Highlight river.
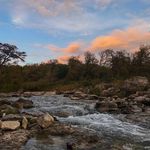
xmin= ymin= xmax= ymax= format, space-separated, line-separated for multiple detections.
xmin=11 ymin=95 xmax=150 ymax=150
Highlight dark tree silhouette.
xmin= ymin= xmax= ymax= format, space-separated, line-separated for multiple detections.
xmin=0 ymin=43 xmax=26 ymax=67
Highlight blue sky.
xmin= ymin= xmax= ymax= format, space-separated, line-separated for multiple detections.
xmin=0 ymin=0 xmax=150 ymax=63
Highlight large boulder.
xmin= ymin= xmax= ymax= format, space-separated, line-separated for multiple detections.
xmin=1 ymin=120 xmax=20 ymax=130
xmin=13 ymin=98 xmax=33 ymax=109
xmin=122 ymin=76 xmax=149 ymax=95
xmin=37 ymin=113 xmax=54 ymax=128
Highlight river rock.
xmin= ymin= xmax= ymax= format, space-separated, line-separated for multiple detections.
xmin=0 ymin=99 xmax=12 ymax=106
xmin=70 ymin=96 xmax=80 ymax=100
xmin=135 ymin=96 xmax=146 ymax=102
xmin=0 ymin=129 xmax=30 ymax=149
xmin=95 ymin=101 xmax=118 ymax=113
xmin=13 ymin=98 xmax=33 ymax=109
xmin=0 ymin=104 xmax=19 ymax=116
xmin=130 ymin=105 xmax=142 ymax=113
xmin=88 ymin=94 xmax=99 ymax=100
xmin=142 ymin=98 xmax=150 ymax=106
xmin=1 ymin=121 xmax=20 ymax=130
xmin=122 ymin=76 xmax=149 ymax=95
xmin=2 ymin=114 xmax=22 ymax=121
xmin=43 ymin=91 xmax=56 ymax=96
xmin=22 ymin=116 xmax=28 ymax=129
xmin=37 ymin=113 xmax=54 ymax=128
xmin=144 ymin=107 xmax=150 ymax=114
xmin=101 ymin=87 xmax=119 ymax=97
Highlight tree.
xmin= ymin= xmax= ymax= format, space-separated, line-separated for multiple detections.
xmin=132 ymin=45 xmax=150 ymax=76
xmin=98 ymin=49 xmax=114 ymax=67
xmin=0 ymin=43 xmax=26 ymax=67
xmin=133 ymin=45 xmax=150 ymax=65
xmin=67 ymin=56 xmax=83 ymax=80
xmin=111 ymin=50 xmax=131 ymax=79
xmin=84 ymin=51 xmax=99 ymax=79
xmin=84 ymin=51 xmax=98 ymax=65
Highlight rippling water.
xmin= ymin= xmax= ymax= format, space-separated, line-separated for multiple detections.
xmin=14 ymin=95 xmax=150 ymax=150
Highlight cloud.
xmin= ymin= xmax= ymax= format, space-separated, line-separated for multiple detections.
xmin=4 ymin=0 xmax=125 ymax=37
xmin=57 ymin=55 xmax=70 ymax=64
xmin=40 ymin=20 xmax=150 ymax=64
xmin=90 ymin=25 xmax=150 ymax=52
xmin=62 ymin=42 xmax=82 ymax=53
xmin=46 ymin=42 xmax=82 ymax=54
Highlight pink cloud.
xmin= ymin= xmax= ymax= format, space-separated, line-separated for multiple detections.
xmin=62 ymin=42 xmax=81 ymax=53
xmin=57 ymin=55 xmax=70 ymax=64
xmin=90 ymin=27 xmax=150 ymax=52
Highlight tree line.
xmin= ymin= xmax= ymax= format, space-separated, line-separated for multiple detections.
xmin=0 ymin=43 xmax=150 ymax=92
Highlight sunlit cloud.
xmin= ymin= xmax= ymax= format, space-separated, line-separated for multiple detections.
xmin=90 ymin=22 xmax=150 ymax=51
xmin=57 ymin=55 xmax=70 ymax=64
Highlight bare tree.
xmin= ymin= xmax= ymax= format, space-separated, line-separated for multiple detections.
xmin=98 ymin=49 xmax=114 ymax=67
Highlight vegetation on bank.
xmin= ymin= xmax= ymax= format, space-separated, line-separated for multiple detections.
xmin=0 ymin=43 xmax=150 ymax=92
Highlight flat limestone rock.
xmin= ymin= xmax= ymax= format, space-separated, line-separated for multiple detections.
xmin=1 ymin=120 xmax=20 ymax=130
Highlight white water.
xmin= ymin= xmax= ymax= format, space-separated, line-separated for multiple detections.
xmin=59 ymin=113 xmax=150 ymax=141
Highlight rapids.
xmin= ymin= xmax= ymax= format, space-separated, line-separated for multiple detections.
xmin=11 ymin=95 xmax=150 ymax=149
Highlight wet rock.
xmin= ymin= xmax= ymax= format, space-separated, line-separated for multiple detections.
xmin=37 ymin=113 xmax=54 ymax=128
xmin=66 ymin=142 xmax=75 ymax=150
xmin=98 ymin=96 xmax=106 ymax=101
xmin=74 ymin=91 xmax=88 ymax=99
xmin=22 ymin=116 xmax=28 ymax=129
xmin=43 ymin=123 xmax=75 ymax=135
xmin=95 ymin=101 xmax=118 ymax=113
xmin=130 ymin=105 xmax=142 ymax=113
xmin=0 ymin=99 xmax=12 ymax=106
xmin=22 ymin=92 xmax=32 ymax=97
xmin=13 ymin=98 xmax=33 ymax=109
xmin=88 ymin=95 xmax=99 ymax=100
xmin=0 ymin=104 xmax=19 ymax=116
xmin=1 ymin=120 xmax=20 ymax=130
xmin=70 ymin=96 xmax=80 ymax=100
xmin=55 ymin=112 xmax=71 ymax=117
xmin=0 ymin=129 xmax=30 ymax=150
xmin=2 ymin=114 xmax=22 ymax=121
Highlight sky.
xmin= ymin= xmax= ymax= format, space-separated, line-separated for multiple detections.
xmin=0 ymin=0 xmax=150 ymax=64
